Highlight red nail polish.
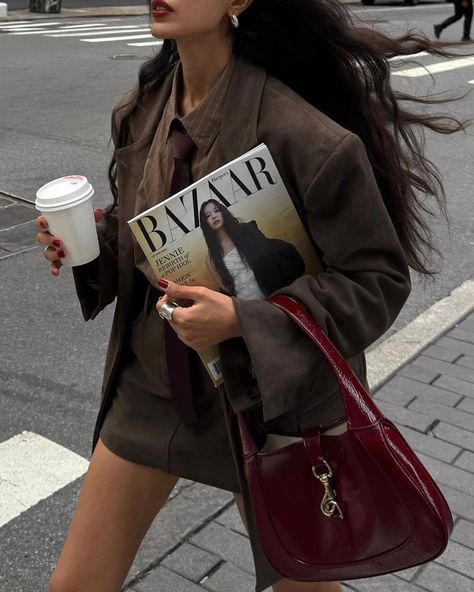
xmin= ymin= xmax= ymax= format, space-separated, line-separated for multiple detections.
xmin=158 ymin=279 xmax=169 ymax=289
xmin=58 ymin=250 xmax=65 ymax=259
xmin=52 ymin=240 xmax=61 ymax=248
xmin=40 ymin=220 xmax=48 ymax=229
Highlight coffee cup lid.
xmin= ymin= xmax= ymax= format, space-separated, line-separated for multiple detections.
xmin=35 ymin=175 xmax=94 ymax=212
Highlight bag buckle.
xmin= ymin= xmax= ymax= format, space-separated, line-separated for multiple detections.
xmin=312 ymin=460 xmax=344 ymax=519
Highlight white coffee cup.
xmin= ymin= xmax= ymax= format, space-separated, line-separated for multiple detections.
xmin=35 ymin=175 xmax=100 ymax=267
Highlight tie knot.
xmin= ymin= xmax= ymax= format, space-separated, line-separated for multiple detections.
xmin=170 ymin=122 xmax=196 ymax=161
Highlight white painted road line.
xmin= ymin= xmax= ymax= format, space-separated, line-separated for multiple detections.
xmin=59 ymin=22 xmax=106 ymax=29
xmin=7 ymin=29 xmax=79 ymax=35
xmin=392 ymin=56 xmax=474 ymax=77
xmin=0 ymin=20 xmax=31 ymax=25
xmin=0 ymin=21 xmax=64 ymax=28
xmin=12 ymin=26 xmax=149 ymax=36
xmin=0 ymin=432 xmax=88 ymax=528
xmin=49 ymin=27 xmax=150 ymax=38
xmin=367 ymin=279 xmax=474 ymax=390
xmin=8 ymin=27 xmax=106 ymax=33
xmin=51 ymin=25 xmax=107 ymax=32
xmin=5 ymin=30 xmax=53 ymax=34
xmin=389 ymin=51 xmax=428 ymax=62
xmin=83 ymin=34 xmax=154 ymax=43
xmin=128 ymin=40 xmax=163 ymax=47
xmin=359 ymin=5 xmax=441 ymax=13
xmin=469 ymin=80 xmax=474 ymax=85
xmin=0 ymin=21 xmax=119 ymax=30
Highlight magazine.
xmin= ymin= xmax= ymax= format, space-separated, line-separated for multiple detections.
xmin=128 ymin=143 xmax=322 ymax=386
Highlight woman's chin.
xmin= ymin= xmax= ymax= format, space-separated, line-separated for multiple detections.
xmin=150 ymin=24 xmax=176 ymax=40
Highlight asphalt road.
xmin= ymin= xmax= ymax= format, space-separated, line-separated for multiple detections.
xmin=0 ymin=4 xmax=473 ymax=592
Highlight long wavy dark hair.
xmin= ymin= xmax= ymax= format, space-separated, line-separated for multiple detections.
xmin=199 ymin=199 xmax=246 ymax=294
xmin=109 ymin=0 xmax=467 ymax=274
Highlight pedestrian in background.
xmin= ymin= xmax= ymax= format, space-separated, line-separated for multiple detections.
xmin=36 ymin=1 xmax=464 ymax=592
xmin=434 ymin=0 xmax=472 ymax=42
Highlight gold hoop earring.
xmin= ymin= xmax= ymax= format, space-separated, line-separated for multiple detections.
xmin=230 ymin=14 xmax=239 ymax=29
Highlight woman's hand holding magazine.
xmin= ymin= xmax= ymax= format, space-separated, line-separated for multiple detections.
xmin=156 ymin=279 xmax=242 ymax=351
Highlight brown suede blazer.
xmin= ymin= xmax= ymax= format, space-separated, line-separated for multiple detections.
xmin=73 ymin=55 xmax=410 ymax=452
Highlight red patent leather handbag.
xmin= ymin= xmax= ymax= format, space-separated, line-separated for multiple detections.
xmin=237 ymin=295 xmax=453 ymax=581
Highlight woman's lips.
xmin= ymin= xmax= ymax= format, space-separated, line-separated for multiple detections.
xmin=152 ymin=1 xmax=173 ymax=16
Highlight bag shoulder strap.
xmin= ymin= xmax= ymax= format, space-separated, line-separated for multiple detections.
xmin=268 ymin=295 xmax=382 ymax=430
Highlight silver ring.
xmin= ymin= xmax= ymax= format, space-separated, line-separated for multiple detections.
xmin=43 ymin=246 xmax=49 ymax=254
xmin=159 ymin=301 xmax=178 ymax=322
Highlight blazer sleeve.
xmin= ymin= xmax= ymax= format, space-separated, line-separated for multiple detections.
xmin=228 ymin=133 xmax=411 ymax=422
xmin=72 ymin=211 xmax=119 ymax=321
xmin=71 ymin=102 xmax=126 ymax=321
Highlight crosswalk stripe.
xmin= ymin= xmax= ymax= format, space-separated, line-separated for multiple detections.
xmin=83 ymin=33 xmax=154 ymax=43
xmin=361 ymin=5 xmax=438 ymax=12
xmin=128 ymin=40 xmax=163 ymax=47
xmin=0 ymin=432 xmax=88 ymax=528
xmin=0 ymin=20 xmax=31 ymax=25
xmin=11 ymin=26 xmax=149 ymax=36
xmin=52 ymin=24 xmax=149 ymax=32
xmin=9 ymin=26 xmax=105 ymax=32
xmin=469 ymin=80 xmax=474 ymax=84
xmin=389 ymin=51 xmax=428 ymax=62
xmin=392 ymin=56 xmax=474 ymax=77
xmin=53 ymin=24 xmax=107 ymax=31
xmin=49 ymin=27 xmax=150 ymax=38
xmin=60 ymin=22 xmax=107 ymax=29
xmin=0 ymin=21 xmax=66 ymax=29
xmin=8 ymin=29 xmax=77 ymax=35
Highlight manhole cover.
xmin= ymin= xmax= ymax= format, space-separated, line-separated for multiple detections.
xmin=0 ymin=199 xmax=37 ymax=256
xmin=109 ymin=54 xmax=144 ymax=61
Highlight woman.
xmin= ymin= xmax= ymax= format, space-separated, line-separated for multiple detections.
xmin=200 ymin=199 xmax=305 ymax=299
xmin=36 ymin=1 xmax=462 ymax=591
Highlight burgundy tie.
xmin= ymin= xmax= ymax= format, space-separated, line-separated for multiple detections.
xmin=165 ymin=120 xmax=198 ymax=426
xmin=169 ymin=121 xmax=196 ymax=196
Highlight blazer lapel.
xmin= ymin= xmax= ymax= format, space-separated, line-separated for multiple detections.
xmin=115 ymin=71 xmax=175 ymax=332
xmin=115 ymin=72 xmax=175 ymax=167
xmin=216 ymin=56 xmax=267 ymax=162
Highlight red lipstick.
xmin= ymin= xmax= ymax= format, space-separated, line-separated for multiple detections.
xmin=152 ymin=0 xmax=173 ymax=18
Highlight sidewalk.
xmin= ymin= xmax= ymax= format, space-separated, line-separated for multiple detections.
xmin=122 ymin=307 xmax=474 ymax=592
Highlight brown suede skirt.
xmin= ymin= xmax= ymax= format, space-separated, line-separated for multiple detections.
xmin=100 ymin=356 xmax=241 ymax=493
xmin=100 ymin=277 xmax=242 ymax=492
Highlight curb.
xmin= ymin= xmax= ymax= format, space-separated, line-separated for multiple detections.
xmin=1 ymin=6 xmax=148 ymax=21
xmin=367 ymin=278 xmax=474 ymax=390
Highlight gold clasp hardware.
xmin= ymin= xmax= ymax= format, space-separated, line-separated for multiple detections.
xmin=312 ymin=460 xmax=344 ymax=519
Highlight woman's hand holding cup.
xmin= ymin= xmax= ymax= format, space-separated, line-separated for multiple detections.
xmin=35 ymin=175 xmax=101 ymax=268
xmin=35 ymin=208 xmax=103 ymax=277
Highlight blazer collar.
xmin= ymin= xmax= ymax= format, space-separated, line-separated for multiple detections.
xmin=116 ymin=55 xmax=267 ymax=164
xmin=115 ymin=72 xmax=174 ymax=161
